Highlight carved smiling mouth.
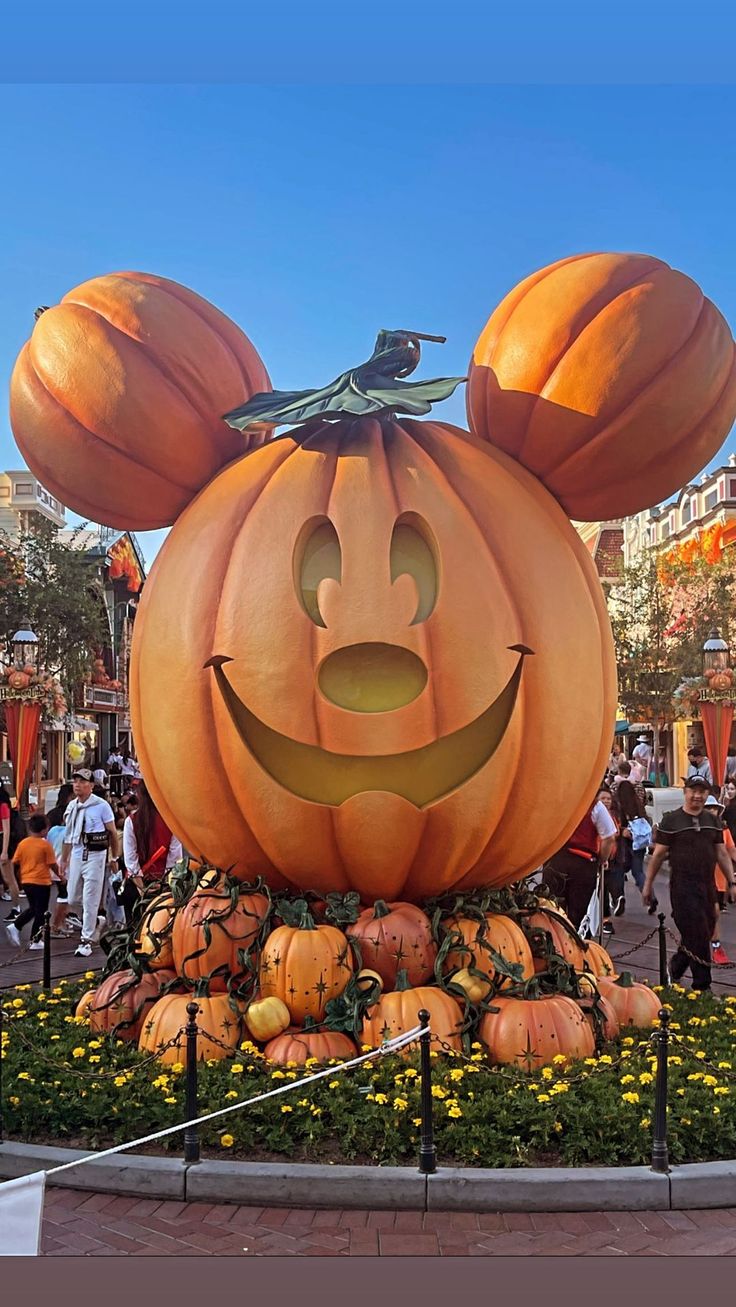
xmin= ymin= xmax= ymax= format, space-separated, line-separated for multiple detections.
xmin=206 ymin=645 xmax=532 ymax=809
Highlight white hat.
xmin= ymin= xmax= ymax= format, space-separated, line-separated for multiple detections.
xmin=704 ymin=795 xmax=724 ymax=809
xmin=636 ymin=735 xmax=650 ymax=743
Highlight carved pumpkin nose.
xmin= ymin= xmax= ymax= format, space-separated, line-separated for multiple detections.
xmin=318 ymin=642 xmax=428 ymax=713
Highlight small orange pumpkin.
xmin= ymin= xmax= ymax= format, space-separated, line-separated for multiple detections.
xmin=258 ymin=901 xmax=354 ymax=1025
xmin=523 ymin=909 xmax=586 ymax=973
xmin=263 ymin=1027 xmax=357 ymax=1066
xmin=89 ymin=968 xmax=179 ymax=1042
xmin=7 ymin=670 xmax=30 ymax=690
xmin=582 ymin=939 xmax=618 ymax=978
xmin=596 ymin=976 xmax=662 ymax=1028
xmin=134 ymin=890 xmax=177 ymax=970
xmin=360 ymin=974 xmax=463 ymax=1053
xmin=442 ymin=913 xmax=535 ymax=990
xmin=75 ymin=989 xmax=97 ymax=1021
xmin=172 ymin=873 xmax=269 ymax=991
xmin=10 ymin=271 xmax=271 ymax=530
xmin=347 ymin=900 xmax=436 ymax=988
xmin=710 ymin=671 xmax=733 ymax=690
xmin=479 ymin=994 xmax=595 ymax=1070
xmin=138 ymin=992 xmax=247 ymax=1064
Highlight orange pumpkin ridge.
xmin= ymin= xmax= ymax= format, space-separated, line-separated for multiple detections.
xmin=258 ymin=901 xmax=355 ymax=1025
xmin=479 ymin=994 xmax=595 ymax=1069
xmin=346 ymin=900 xmax=437 ymax=988
xmin=138 ymin=991 xmax=247 ymax=1065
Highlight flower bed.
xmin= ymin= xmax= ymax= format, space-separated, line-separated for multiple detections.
xmin=3 ymin=976 xmax=736 ymax=1169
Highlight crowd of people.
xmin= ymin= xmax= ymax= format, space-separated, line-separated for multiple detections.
xmin=1 ymin=753 xmax=181 ymax=958
xmin=543 ymin=734 xmax=736 ymax=993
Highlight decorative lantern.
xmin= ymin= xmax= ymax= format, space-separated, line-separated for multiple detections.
xmin=703 ymin=629 xmax=730 ymax=677
xmin=11 ymin=622 xmax=39 ymax=672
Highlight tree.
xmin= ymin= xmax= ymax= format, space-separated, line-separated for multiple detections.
xmin=606 ymin=545 xmax=736 ymax=781
xmin=0 ymin=519 xmax=110 ymax=700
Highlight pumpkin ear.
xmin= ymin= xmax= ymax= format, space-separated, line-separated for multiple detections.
xmin=9 ymin=271 xmax=271 ymax=531
xmin=467 ymin=252 xmax=736 ymax=522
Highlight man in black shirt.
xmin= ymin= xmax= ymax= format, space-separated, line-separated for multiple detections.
xmin=643 ymin=775 xmax=736 ymax=990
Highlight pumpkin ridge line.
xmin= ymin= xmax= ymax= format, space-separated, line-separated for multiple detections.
xmin=540 ymin=291 xmax=719 ymax=482
xmin=472 ymin=252 xmax=595 ymax=365
xmin=65 ymin=293 xmax=235 ymax=431
xmin=510 ymin=257 xmax=672 ymax=463
xmin=105 ymin=272 xmax=270 ymax=395
xmin=28 ymin=325 xmax=202 ymax=494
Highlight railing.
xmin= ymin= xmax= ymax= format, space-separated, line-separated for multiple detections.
xmin=79 ymin=685 xmax=128 ymax=711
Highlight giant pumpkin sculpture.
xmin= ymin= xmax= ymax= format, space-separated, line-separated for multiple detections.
xmin=11 ymin=260 xmax=736 ymax=908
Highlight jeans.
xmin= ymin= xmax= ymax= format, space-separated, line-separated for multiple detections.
xmin=66 ymin=848 xmax=107 ymax=943
xmin=13 ymin=883 xmax=51 ymax=937
xmin=630 ymin=848 xmax=646 ymax=890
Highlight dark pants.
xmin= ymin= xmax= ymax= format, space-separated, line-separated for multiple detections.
xmin=669 ymin=876 xmax=715 ymax=991
xmin=119 ymin=877 xmax=141 ymax=926
xmin=544 ymin=851 xmax=598 ymax=930
xmin=14 ymin=884 xmax=51 ymax=938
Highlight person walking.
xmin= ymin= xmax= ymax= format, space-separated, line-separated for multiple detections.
xmin=46 ymin=783 xmax=74 ymax=936
xmin=120 ymin=779 xmax=182 ymax=924
xmin=0 ymin=781 xmax=15 ymax=906
xmin=59 ymin=768 xmax=119 ymax=958
xmin=686 ymin=746 xmax=713 ymax=786
xmin=703 ymin=793 xmax=734 ymax=965
xmin=616 ymin=779 xmax=652 ymax=898
xmin=632 ymin=735 xmax=652 ymax=778
xmin=544 ymin=794 xmax=617 ymax=930
xmin=643 ymin=775 xmax=736 ymax=991
xmin=4 ymin=814 xmax=57 ymax=950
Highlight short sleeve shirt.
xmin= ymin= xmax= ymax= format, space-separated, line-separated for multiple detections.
xmin=656 ymin=806 xmax=723 ymax=883
xmin=64 ymin=796 xmax=115 ymax=846
xmin=13 ymin=835 xmax=56 ymax=886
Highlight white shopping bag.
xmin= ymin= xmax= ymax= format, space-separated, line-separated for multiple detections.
xmin=0 ymin=1171 xmax=46 ymax=1256
xmin=579 ymin=866 xmax=604 ymax=941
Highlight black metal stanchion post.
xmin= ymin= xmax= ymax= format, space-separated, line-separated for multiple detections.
xmin=418 ymin=1009 xmax=437 ymax=1175
xmin=658 ymin=912 xmax=668 ymax=988
xmin=651 ymin=1007 xmax=670 ymax=1174
xmin=43 ymin=910 xmax=51 ymax=991
xmin=184 ymin=1001 xmax=200 ymax=1165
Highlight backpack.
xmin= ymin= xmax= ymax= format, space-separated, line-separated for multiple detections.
xmin=8 ymin=808 xmax=27 ymax=858
xmin=628 ymin=816 xmax=652 ymax=852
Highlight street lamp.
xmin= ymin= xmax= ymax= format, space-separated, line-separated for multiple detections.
xmin=11 ymin=621 xmax=39 ymax=670
xmin=703 ymin=628 xmax=730 ymax=676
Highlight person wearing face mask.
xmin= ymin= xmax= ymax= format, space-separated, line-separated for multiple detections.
xmin=643 ymin=776 xmax=736 ymax=991
xmin=720 ymin=777 xmax=736 ymax=844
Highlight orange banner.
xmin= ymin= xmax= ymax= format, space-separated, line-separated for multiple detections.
xmin=700 ymin=700 xmax=734 ymax=789
xmin=5 ymin=700 xmax=42 ymax=797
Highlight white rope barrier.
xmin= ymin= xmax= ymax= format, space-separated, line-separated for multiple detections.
xmin=43 ymin=1023 xmax=425 ymax=1178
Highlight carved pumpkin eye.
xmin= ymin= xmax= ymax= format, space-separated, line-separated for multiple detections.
xmin=390 ymin=515 xmax=438 ymax=623
xmin=296 ymin=518 xmax=342 ymax=627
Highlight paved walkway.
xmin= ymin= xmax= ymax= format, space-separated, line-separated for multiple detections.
xmin=41 ymin=1190 xmax=736 ymax=1255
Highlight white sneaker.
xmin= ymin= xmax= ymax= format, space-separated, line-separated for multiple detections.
xmin=5 ymin=922 xmax=21 ymax=947
xmin=28 ymin=940 xmax=44 ymax=951
xmin=66 ymin=914 xmax=83 ymax=930
xmin=74 ymin=941 xmax=93 ymax=957
xmin=1 ymin=891 xmax=11 ymax=901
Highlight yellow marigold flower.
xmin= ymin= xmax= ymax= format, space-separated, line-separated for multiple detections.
xmin=17 ymin=1072 xmax=31 ymax=1081
xmin=431 ymin=1086 xmax=448 ymax=1099
xmin=88 ymin=1039 xmax=102 ymax=1049
xmin=311 ymin=1106 xmax=322 ymax=1116
xmin=541 ymin=1067 xmax=553 ymax=1080
xmin=271 ymin=1070 xmax=285 ymax=1080
xmin=11 ymin=999 xmax=23 ymax=1009
xmin=550 ymin=1082 xmax=569 ymax=1095
xmin=527 ymin=1083 xmax=540 ymax=1091
xmin=620 ymin=1074 xmax=635 ymax=1085
xmin=536 ymin=1093 xmax=551 ymax=1104
xmin=638 ymin=1072 xmax=653 ymax=1085
xmin=449 ymin=1068 xmax=465 ymax=1082
xmin=393 ymin=1097 xmax=408 ymax=1111
xmin=50 ymin=1035 xmax=60 ymax=1042
xmin=9 ymin=1096 xmax=20 ymax=1106
xmin=297 ymin=1099 xmax=310 ymax=1107
xmin=622 ymin=1091 xmax=640 ymax=1105
xmin=695 ymin=1052 xmax=706 ymax=1060
xmin=447 ymin=1106 xmax=463 ymax=1118
xmin=113 ymin=1075 xmax=126 ymax=1087
xmin=714 ymin=1087 xmax=730 ymax=1096
xmin=702 ymin=1075 xmax=718 ymax=1087
xmin=170 ymin=1062 xmax=184 ymax=1074
xmin=553 ymin=1121 xmax=563 ymax=1132
xmin=598 ymin=1055 xmax=613 ymax=1065
xmin=230 ymin=1064 xmax=244 ymax=1075
xmin=620 ymin=1050 xmax=632 ymax=1059
xmin=328 ymin=1080 xmax=340 ymax=1090
xmin=374 ymin=1092 xmax=388 ymax=1105
xmin=281 ymin=1105 xmax=293 ymax=1113
xmin=37 ymin=1012 xmax=48 ymax=1020
xmin=552 ymin=1053 xmax=567 ymax=1064
xmin=718 ymin=1062 xmax=732 ymax=1070
xmin=583 ymin=1058 xmax=597 ymax=1066
xmin=71 ymin=1047 xmax=85 ymax=1058
xmin=164 ymin=1096 xmax=177 ymax=1104
xmin=404 ymin=1068 xmax=418 ymax=1078
xmin=680 ymin=1117 xmax=691 ymax=1125
xmin=285 ymin=1071 xmax=297 ymax=1080
xmin=713 ymin=1106 xmax=721 ymax=1115
xmin=225 ymin=1090 xmax=238 ymax=1100
xmin=412 ymin=1117 xmax=422 ymax=1127
xmin=88 ymin=1055 xmax=101 ymax=1064
xmin=220 ymin=1134 xmax=234 ymax=1147
xmin=668 ymin=1057 xmax=682 ymax=1066
xmin=640 ymin=1117 xmax=651 ymax=1129
xmin=676 ymin=1088 xmax=686 ymax=1096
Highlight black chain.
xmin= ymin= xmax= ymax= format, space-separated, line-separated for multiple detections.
xmin=664 ymin=926 xmax=736 ymax=971
xmin=2 ymin=1017 xmax=187 ymax=1081
xmin=666 ymin=1029 xmax=736 ymax=1083
xmin=607 ymin=925 xmax=660 ymax=961
xmin=429 ymin=1032 xmax=639 ymax=1083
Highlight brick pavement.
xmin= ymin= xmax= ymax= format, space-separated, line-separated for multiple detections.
xmin=40 ymin=1190 xmax=736 ymax=1255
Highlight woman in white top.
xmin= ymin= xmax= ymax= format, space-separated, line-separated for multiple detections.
xmin=120 ymin=778 xmax=182 ymax=924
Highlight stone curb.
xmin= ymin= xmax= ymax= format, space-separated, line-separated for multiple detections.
xmin=2 ymin=1140 xmax=736 ymax=1210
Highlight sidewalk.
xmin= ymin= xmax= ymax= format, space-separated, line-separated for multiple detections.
xmin=40 ymin=1190 xmax=736 ymax=1255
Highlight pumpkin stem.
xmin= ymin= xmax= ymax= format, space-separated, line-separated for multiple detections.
xmin=394 ymin=968 xmax=412 ymax=992
xmin=34 ymin=305 xmax=50 ymax=321
xmin=276 ymin=897 xmax=316 ymax=930
xmin=372 ymin=900 xmax=392 ymax=919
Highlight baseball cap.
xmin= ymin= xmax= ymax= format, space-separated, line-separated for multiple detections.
xmin=682 ymin=775 xmax=709 ymax=789
xmin=71 ymin=768 xmax=93 ymax=781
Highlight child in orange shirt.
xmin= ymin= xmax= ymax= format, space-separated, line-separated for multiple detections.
xmin=5 ymin=814 xmax=57 ymax=951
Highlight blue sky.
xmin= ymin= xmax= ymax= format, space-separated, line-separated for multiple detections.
xmin=1 ymin=81 xmax=735 ymax=566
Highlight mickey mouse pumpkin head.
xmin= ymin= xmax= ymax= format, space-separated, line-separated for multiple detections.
xmin=9 ymin=255 xmax=736 ymax=902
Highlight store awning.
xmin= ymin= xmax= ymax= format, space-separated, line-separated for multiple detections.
xmin=48 ymin=715 xmax=100 ymax=733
